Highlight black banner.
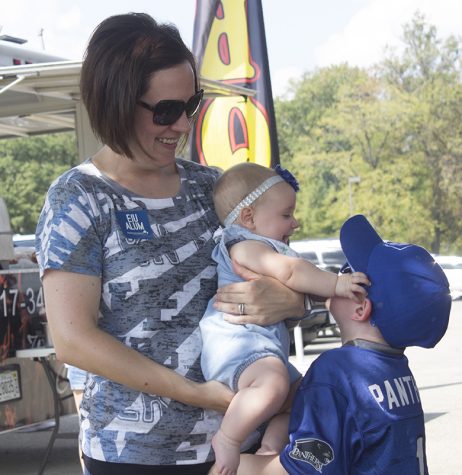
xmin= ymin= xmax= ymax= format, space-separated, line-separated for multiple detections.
xmin=191 ymin=0 xmax=280 ymax=170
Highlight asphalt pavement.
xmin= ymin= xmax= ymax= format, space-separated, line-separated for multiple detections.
xmin=0 ymin=414 xmax=81 ymax=475
xmin=1 ymin=301 xmax=461 ymax=475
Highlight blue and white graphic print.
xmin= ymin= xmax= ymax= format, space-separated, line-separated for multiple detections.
xmin=36 ymin=158 xmax=223 ymax=465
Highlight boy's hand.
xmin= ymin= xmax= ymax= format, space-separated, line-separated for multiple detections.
xmin=335 ymin=272 xmax=370 ymax=302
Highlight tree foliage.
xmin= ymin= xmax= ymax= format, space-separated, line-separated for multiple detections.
xmin=276 ymin=12 xmax=462 ymax=254
xmin=0 ymin=133 xmax=77 ymax=233
xmin=0 ymin=13 xmax=461 ymax=255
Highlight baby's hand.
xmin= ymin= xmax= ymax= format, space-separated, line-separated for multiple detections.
xmin=335 ymin=272 xmax=370 ymax=302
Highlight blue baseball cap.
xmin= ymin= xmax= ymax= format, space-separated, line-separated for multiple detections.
xmin=340 ymin=215 xmax=451 ymax=348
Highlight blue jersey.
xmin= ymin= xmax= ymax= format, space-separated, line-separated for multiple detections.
xmin=280 ymin=340 xmax=428 ymax=474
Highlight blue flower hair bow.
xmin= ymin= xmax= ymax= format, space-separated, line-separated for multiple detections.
xmin=275 ymin=165 xmax=300 ymax=192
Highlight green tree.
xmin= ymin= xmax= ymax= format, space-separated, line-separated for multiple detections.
xmin=275 ymin=12 xmax=462 ymax=254
xmin=275 ymin=65 xmax=363 ymax=164
xmin=379 ymin=12 xmax=462 ymax=252
xmin=0 ymin=133 xmax=77 ymax=233
xmin=275 ymin=66 xmax=369 ymax=238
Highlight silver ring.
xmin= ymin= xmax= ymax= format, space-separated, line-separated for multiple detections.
xmin=238 ymin=303 xmax=245 ymax=315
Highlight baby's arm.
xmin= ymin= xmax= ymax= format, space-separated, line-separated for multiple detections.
xmin=230 ymin=240 xmax=369 ymax=301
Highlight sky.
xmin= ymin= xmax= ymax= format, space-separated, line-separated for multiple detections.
xmin=2 ymin=0 xmax=462 ymax=96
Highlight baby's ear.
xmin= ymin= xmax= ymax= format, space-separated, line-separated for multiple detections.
xmin=352 ymin=298 xmax=372 ymax=322
xmin=239 ymin=207 xmax=255 ymax=227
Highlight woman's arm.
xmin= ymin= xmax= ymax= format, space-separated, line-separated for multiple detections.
xmin=43 ymin=269 xmax=233 ymax=413
xmin=213 ymin=261 xmax=305 ymax=326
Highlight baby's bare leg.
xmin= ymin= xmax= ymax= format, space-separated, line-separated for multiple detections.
xmin=257 ymin=413 xmax=290 ymax=455
xmin=211 ymin=357 xmax=289 ymax=475
xmin=211 ymin=429 xmax=241 ymax=475
xmin=257 ymin=377 xmax=301 ymax=455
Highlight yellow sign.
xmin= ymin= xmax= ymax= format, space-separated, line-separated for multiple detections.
xmin=192 ymin=0 xmax=275 ymax=169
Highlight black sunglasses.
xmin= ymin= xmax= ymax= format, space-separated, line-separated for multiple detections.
xmin=137 ymin=89 xmax=204 ymax=126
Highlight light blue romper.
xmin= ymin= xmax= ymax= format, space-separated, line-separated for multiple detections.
xmin=200 ymin=225 xmax=300 ymax=391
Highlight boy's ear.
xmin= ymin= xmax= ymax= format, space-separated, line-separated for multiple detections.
xmin=352 ymin=298 xmax=372 ymax=322
xmin=239 ymin=207 xmax=255 ymax=227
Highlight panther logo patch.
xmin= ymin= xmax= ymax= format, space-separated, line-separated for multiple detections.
xmin=289 ymin=438 xmax=334 ymax=472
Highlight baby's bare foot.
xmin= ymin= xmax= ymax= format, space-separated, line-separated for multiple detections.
xmin=211 ymin=429 xmax=241 ymax=475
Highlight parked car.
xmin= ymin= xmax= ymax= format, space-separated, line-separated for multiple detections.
xmin=434 ymin=255 xmax=462 ymax=300
xmin=288 ymin=238 xmax=346 ymax=345
xmin=13 ymin=234 xmax=35 ymax=258
xmin=290 ymin=238 xmax=345 ymax=274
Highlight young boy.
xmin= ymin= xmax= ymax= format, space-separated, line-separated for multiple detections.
xmin=234 ymin=214 xmax=451 ymax=475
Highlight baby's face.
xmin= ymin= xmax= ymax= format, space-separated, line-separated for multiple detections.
xmin=252 ymin=182 xmax=298 ymax=243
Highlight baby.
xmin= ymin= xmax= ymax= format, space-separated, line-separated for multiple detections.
xmin=200 ymin=163 xmax=369 ymax=475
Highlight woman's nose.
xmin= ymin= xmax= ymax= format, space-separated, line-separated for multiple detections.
xmin=171 ymin=111 xmax=191 ymax=133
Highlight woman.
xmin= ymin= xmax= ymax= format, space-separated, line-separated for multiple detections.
xmin=36 ymin=13 xmax=304 ymax=475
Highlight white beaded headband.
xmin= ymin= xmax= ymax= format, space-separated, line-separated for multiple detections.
xmin=223 ymin=175 xmax=284 ymax=227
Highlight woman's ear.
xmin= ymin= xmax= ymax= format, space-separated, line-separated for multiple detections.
xmin=352 ymin=298 xmax=372 ymax=322
xmin=239 ymin=207 xmax=255 ymax=228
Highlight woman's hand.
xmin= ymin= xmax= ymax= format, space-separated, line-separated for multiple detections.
xmin=195 ymin=380 xmax=234 ymax=414
xmin=213 ymin=261 xmax=304 ymax=326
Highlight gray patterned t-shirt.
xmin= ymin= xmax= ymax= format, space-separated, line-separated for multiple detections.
xmin=36 ymin=158 xmax=223 ymax=465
